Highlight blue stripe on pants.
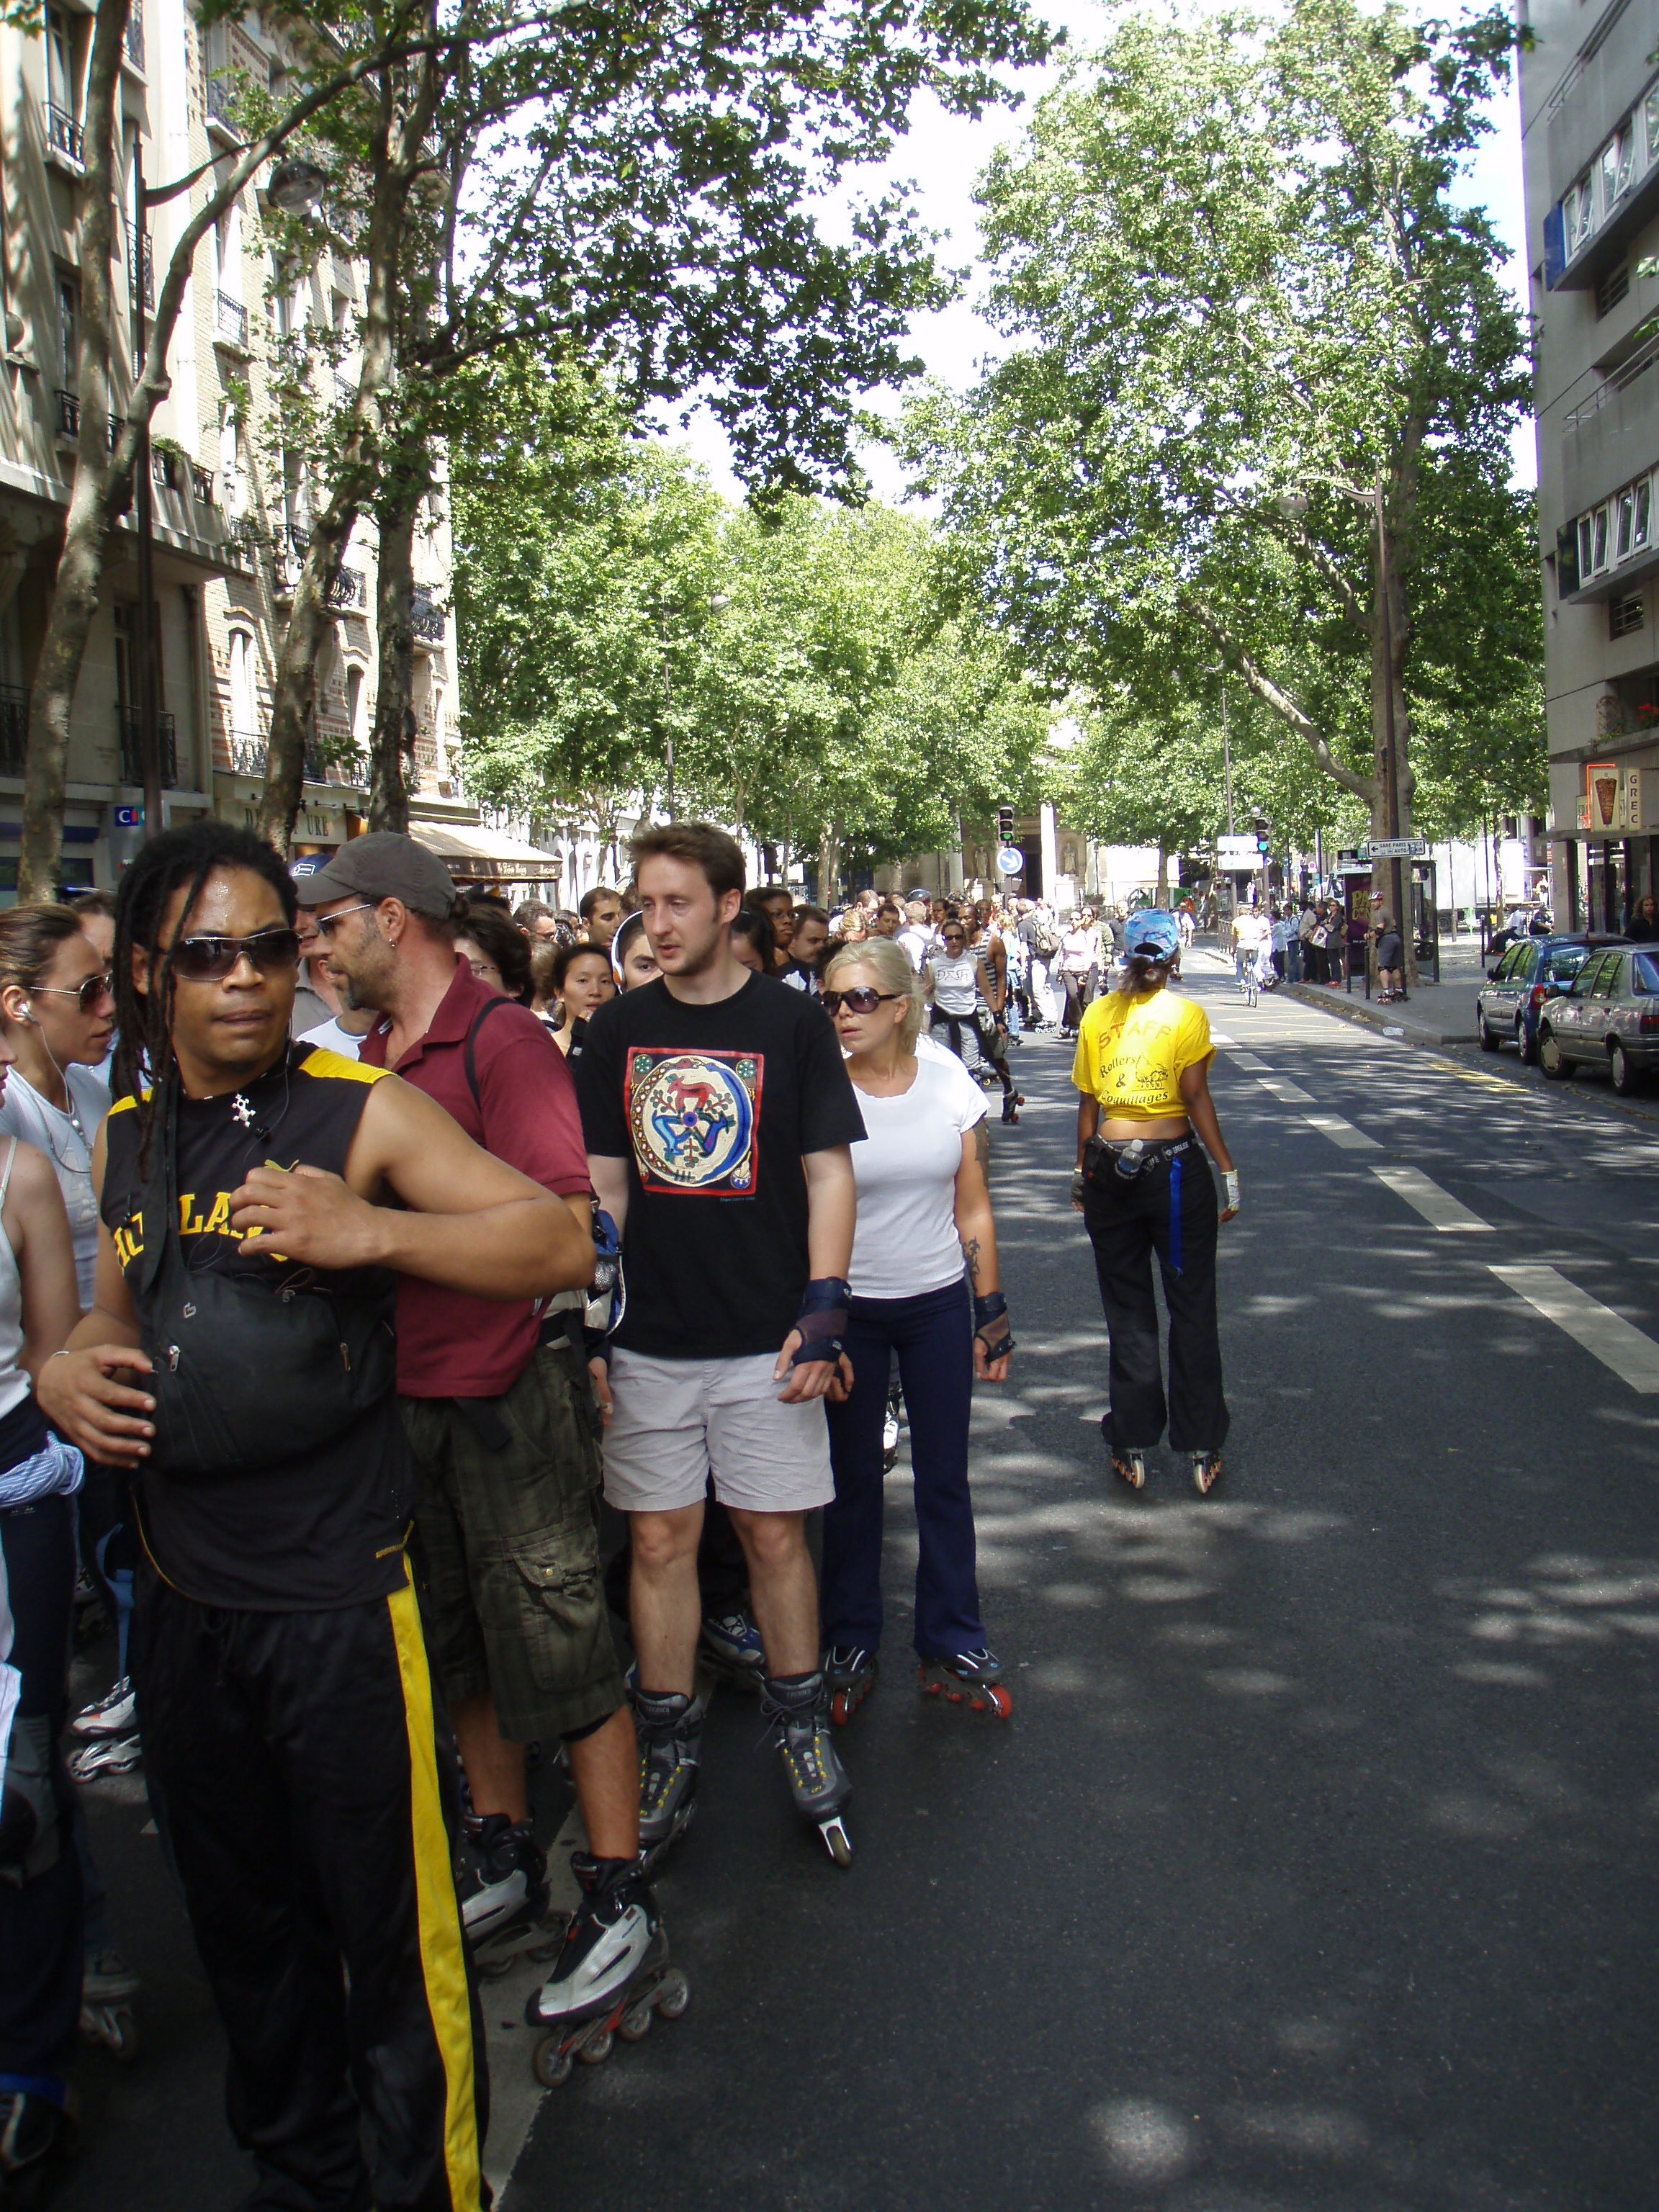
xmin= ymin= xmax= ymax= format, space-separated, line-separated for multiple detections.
xmin=1168 ymin=1154 xmax=1183 ymax=1274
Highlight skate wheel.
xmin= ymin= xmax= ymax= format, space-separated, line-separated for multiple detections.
xmin=984 ymin=1684 xmax=1012 ymax=1719
xmin=656 ymin=1969 xmax=691 ymax=2020
xmin=577 ymin=2027 xmax=613 ymax=2065
xmin=109 ymin=2005 xmax=141 ymax=2063
xmin=532 ymin=2036 xmax=574 ymax=2088
xmin=619 ymin=1997 xmax=655 ymax=2043
xmin=830 ymin=1691 xmax=852 ymax=1727
xmin=819 ymin=1817 xmax=853 ymax=1869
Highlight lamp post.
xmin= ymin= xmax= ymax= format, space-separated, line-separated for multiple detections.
xmin=129 ymin=148 xmax=325 ymax=842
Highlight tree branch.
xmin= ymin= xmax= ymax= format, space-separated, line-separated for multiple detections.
xmin=1183 ymin=593 xmax=1376 ymax=805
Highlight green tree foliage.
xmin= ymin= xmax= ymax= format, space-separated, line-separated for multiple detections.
xmin=902 ymin=0 xmax=1542 ymax=881
xmin=454 ymin=359 xmax=1049 ymax=894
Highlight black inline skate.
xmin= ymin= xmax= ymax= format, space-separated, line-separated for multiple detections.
xmin=918 ymin=1646 xmax=1012 ymax=1719
xmin=523 ymin=1853 xmax=688 ymax=2087
xmin=80 ymin=1947 xmax=141 ymax=2063
xmin=634 ymin=1688 xmax=703 ymax=1874
xmin=458 ymin=1812 xmax=549 ymax=1977
xmin=760 ymin=1671 xmax=852 ymax=1866
xmin=824 ymin=1645 xmax=878 ymax=1728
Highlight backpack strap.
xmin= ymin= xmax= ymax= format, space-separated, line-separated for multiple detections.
xmin=462 ymin=994 xmax=514 ymax=1119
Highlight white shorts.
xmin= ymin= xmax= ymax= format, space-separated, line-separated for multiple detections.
xmin=601 ymin=1349 xmax=835 ymax=1516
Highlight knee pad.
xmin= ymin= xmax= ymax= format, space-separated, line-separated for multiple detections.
xmin=0 ymin=1714 xmax=61 ymax=1882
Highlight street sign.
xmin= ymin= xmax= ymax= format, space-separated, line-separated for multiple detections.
xmin=113 ymin=805 xmax=143 ymax=827
xmin=1359 ymin=836 xmax=1428 ymax=860
xmin=1217 ymin=834 xmax=1266 ymax=865
xmin=1336 ymin=858 xmax=1374 ymax=876
xmin=996 ymin=846 xmax=1025 ymax=875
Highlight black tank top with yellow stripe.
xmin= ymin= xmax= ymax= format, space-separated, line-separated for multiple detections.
xmin=102 ymin=1043 xmax=414 ymax=1611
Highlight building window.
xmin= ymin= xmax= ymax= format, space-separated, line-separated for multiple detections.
xmin=1618 ymin=487 xmax=1637 ymax=562
xmin=1601 ymin=124 xmax=1635 ymax=213
xmin=57 ymin=275 xmax=77 ymax=389
xmin=1611 ymin=595 xmax=1645 ymax=641
xmin=1593 ymin=503 xmax=1611 ymax=573
xmin=1636 ymin=479 xmax=1653 ymax=552
xmin=227 ymin=627 xmax=255 ymax=740
xmin=345 ymin=664 xmax=364 ymax=746
xmin=1567 ymin=172 xmax=1594 ymax=257
xmin=1647 ymin=84 xmax=1659 ymax=166
xmin=45 ymin=8 xmax=80 ymax=122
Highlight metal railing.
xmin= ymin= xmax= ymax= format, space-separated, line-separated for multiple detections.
xmin=333 ymin=374 xmax=356 ymax=413
xmin=44 ymin=102 xmax=83 ymax=165
xmin=1563 ymin=328 xmax=1659 ymax=431
xmin=204 ymin=71 xmax=235 ymax=127
xmin=228 ymin=731 xmax=368 ymax=786
xmin=411 ymin=586 xmax=445 ymax=642
xmin=327 ymin=566 xmax=364 ymax=611
xmin=117 ymin=709 xmax=178 ymax=787
xmin=122 ymin=6 xmax=145 ymax=71
xmin=191 ymin=462 xmax=213 ymax=505
xmin=0 ymin=687 xmax=27 ymax=776
xmin=125 ymin=220 xmax=152 ymax=309
xmin=215 ymin=292 xmax=249 ymax=350
xmin=226 ymin=731 xmax=266 ymax=775
xmin=54 ymin=389 xmax=78 ymax=439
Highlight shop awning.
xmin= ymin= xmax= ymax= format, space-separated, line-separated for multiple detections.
xmin=410 ymin=818 xmax=562 ymax=884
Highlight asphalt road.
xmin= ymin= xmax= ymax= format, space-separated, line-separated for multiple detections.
xmin=61 ymin=971 xmax=1659 ymax=2210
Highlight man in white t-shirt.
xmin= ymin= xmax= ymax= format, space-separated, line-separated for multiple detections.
xmin=895 ymin=899 xmax=935 ymax=974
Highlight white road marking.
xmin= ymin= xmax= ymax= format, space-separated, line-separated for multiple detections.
xmin=1491 ymin=1264 xmax=1659 ymax=1394
xmin=1304 ymin=1112 xmax=1380 ymax=1151
xmin=1259 ymin=1076 xmax=1316 ymax=1105
xmin=1210 ymin=1030 xmax=1238 ymax=1046
xmin=1226 ymin=1051 xmax=1272 ymax=1071
xmin=1370 ymin=1164 xmax=1494 ymax=1233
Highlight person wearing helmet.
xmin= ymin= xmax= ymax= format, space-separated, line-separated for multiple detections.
xmin=1070 ymin=908 xmax=1238 ymax=1497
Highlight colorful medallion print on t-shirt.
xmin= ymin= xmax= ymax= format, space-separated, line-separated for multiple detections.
xmin=626 ymin=1048 xmax=763 ymax=1195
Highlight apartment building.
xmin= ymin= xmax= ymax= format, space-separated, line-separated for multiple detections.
xmin=1522 ymin=0 xmax=1659 ymax=928
xmin=0 ymin=0 xmax=466 ymax=899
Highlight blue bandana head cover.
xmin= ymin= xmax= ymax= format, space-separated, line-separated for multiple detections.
xmin=1124 ymin=908 xmax=1182 ymax=960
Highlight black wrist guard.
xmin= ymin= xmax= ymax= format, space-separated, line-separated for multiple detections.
xmin=974 ymin=1289 xmax=1015 ymax=1359
xmin=791 ymin=1277 xmax=850 ymax=1370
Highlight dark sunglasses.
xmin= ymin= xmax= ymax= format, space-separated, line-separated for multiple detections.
xmin=167 ymin=928 xmax=302 ymax=982
xmin=822 ymin=987 xmax=906 ymax=1015
xmin=33 ymin=969 xmax=114 ymax=1013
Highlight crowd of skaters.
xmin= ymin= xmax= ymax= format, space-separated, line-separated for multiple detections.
xmin=0 ymin=822 xmax=1242 ymax=2211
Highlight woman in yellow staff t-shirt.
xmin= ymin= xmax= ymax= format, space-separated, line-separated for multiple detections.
xmin=1071 ymin=908 xmax=1238 ymax=1496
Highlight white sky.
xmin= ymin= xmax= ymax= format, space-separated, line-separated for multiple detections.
xmin=671 ymin=1 xmax=1534 ymax=504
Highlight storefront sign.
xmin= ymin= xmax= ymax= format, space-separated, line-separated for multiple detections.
xmin=1586 ymin=761 xmax=1620 ymax=832
xmin=113 ymin=805 xmax=143 ymax=827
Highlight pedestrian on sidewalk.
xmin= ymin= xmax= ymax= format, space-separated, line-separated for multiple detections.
xmin=817 ymin=937 xmax=1015 ymax=1730
xmin=1374 ymin=910 xmax=1406 ymax=1000
xmin=1070 ymin=908 xmax=1238 ymax=1497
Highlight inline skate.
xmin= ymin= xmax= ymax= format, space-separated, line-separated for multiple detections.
xmin=918 ymin=1647 xmax=1012 ymax=1718
xmin=1192 ymin=1451 xmax=1223 ymax=1497
xmin=761 ymin=1671 xmax=852 ymax=1866
xmin=824 ymin=1645 xmax=878 ymax=1728
xmin=1101 ymin=1415 xmax=1146 ymax=1491
xmin=80 ymin=1947 xmax=141 ymax=2063
xmin=524 ymin=1853 xmax=688 ymax=2087
xmin=634 ymin=1688 xmax=703 ymax=1874
xmin=0 ymin=2089 xmax=76 ymax=2206
xmin=699 ymin=1610 xmax=765 ymax=1690
xmin=458 ymin=1812 xmax=549 ymax=1977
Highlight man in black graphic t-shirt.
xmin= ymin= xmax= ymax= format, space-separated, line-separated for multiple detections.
xmin=577 ymin=823 xmax=866 ymax=1863
xmin=40 ymin=822 xmax=593 ymax=2212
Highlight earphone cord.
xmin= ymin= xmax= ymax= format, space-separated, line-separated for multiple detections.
xmin=22 ymin=1012 xmax=89 ymax=1175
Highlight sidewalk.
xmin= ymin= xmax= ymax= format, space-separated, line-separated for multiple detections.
xmin=1192 ymin=935 xmax=1488 ymax=1046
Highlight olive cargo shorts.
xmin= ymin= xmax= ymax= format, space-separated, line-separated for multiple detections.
xmin=401 ymin=1339 xmax=626 ymax=1743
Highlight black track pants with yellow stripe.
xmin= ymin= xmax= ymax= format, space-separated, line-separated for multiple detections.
xmin=133 ymin=1559 xmax=488 ymax=2212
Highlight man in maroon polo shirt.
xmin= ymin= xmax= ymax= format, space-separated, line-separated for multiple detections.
xmin=297 ymin=835 xmax=656 ymax=2018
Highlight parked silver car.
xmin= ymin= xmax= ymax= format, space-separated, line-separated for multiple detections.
xmin=1477 ymin=933 xmax=1627 ymax=1064
xmin=1536 ymin=945 xmax=1659 ymax=1093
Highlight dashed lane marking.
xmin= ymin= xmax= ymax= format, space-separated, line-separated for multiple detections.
xmin=1226 ymin=1051 xmax=1272 ymax=1071
xmin=1259 ymin=1076 xmax=1316 ymax=1105
xmin=1491 ymin=1264 xmax=1659 ymax=1394
xmin=1304 ymin=1112 xmax=1380 ymax=1151
xmin=1370 ymin=1164 xmax=1495 ymax=1233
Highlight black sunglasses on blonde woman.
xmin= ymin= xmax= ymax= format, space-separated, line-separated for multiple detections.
xmin=822 ymin=989 xmax=906 ymax=1016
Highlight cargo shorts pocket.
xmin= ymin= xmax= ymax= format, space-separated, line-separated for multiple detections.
xmin=496 ymin=1544 xmax=611 ymax=1697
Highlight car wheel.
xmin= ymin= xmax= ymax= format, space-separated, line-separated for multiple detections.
xmin=1611 ymin=1040 xmax=1638 ymax=1095
xmin=1478 ymin=1010 xmax=1500 ymax=1051
xmin=1516 ymin=1015 xmax=1537 ymax=1066
xmin=1539 ymin=1026 xmax=1573 ymax=1079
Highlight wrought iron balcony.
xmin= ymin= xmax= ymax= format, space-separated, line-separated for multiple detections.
xmin=326 ymin=566 xmax=364 ymax=612
xmin=117 ymin=708 xmax=179 ymax=787
xmin=227 ymin=731 xmax=266 ymax=776
xmin=204 ymin=72 xmax=235 ymax=127
xmin=54 ymin=389 xmax=78 ymax=440
xmin=44 ymin=102 xmax=83 ymax=166
xmin=215 ymin=292 xmax=249 ymax=350
xmin=122 ymin=6 xmax=145 ymax=70
xmin=411 ymin=586 xmax=446 ymax=643
xmin=0 ymin=687 xmax=27 ymax=777
xmin=126 ymin=220 xmax=153 ymax=310
xmin=333 ymin=375 xmax=356 ymax=413
xmin=191 ymin=462 xmax=214 ymax=506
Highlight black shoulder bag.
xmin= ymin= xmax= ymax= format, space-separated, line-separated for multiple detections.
xmin=132 ymin=1078 xmax=398 ymax=1480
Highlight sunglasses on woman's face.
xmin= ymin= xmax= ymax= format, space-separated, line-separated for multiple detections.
xmin=167 ymin=928 xmax=302 ymax=982
xmin=822 ymin=987 xmax=905 ymax=1015
xmin=34 ymin=970 xmax=114 ymax=1013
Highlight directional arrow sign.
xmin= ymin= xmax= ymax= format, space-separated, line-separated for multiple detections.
xmin=1359 ymin=837 xmax=1428 ymax=860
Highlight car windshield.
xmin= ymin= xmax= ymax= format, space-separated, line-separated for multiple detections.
xmin=1636 ymin=952 xmax=1659 ymax=995
xmin=1546 ymin=947 xmax=1591 ymax=984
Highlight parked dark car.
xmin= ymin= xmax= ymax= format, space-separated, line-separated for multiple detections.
xmin=1537 ymin=945 xmax=1659 ymax=1093
xmin=1477 ymin=934 xmax=1629 ymax=1065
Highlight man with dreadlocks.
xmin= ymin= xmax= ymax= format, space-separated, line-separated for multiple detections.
xmin=38 ymin=821 xmax=594 ymax=2212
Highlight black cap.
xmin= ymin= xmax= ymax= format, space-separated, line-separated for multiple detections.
xmin=292 ymin=832 xmax=459 ymax=920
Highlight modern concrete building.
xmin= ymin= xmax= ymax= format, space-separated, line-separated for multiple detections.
xmin=0 ymin=1 xmax=475 ymax=898
xmin=1522 ymin=0 xmax=1659 ymax=928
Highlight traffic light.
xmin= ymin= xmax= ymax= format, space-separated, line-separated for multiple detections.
xmin=997 ymin=806 xmax=1015 ymax=841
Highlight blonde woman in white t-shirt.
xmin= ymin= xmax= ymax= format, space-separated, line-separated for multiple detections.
xmin=817 ymin=935 xmax=1015 ymax=1731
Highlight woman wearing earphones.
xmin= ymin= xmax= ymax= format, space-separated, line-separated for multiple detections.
xmin=0 ymin=905 xmax=114 ymax=1310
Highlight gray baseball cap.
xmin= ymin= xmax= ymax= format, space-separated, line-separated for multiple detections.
xmin=292 ymin=831 xmax=459 ymax=919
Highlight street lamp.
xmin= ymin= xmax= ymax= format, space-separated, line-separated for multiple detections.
xmin=1282 ymin=475 xmax=1406 ymax=994
xmin=659 ymin=588 xmax=729 ymax=822
xmin=265 ymin=156 xmax=329 ymax=215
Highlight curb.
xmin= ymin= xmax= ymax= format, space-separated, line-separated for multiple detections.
xmin=1278 ymin=980 xmax=1471 ymax=1046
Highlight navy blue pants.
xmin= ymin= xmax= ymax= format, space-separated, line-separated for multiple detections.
xmin=1082 ymin=1143 xmax=1229 ymax=1453
xmin=823 ymin=1280 xmax=985 ymax=1659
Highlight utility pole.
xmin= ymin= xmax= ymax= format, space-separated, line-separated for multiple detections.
xmin=1375 ymin=475 xmax=1406 ymax=984
xmin=132 ymin=143 xmax=161 ymax=845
